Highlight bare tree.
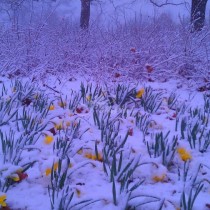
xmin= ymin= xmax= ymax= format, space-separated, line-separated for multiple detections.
xmin=149 ymin=0 xmax=209 ymax=31
xmin=80 ymin=0 xmax=90 ymax=29
xmin=191 ymin=0 xmax=208 ymax=31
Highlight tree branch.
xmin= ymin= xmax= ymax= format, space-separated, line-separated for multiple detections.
xmin=149 ymin=0 xmax=185 ymax=7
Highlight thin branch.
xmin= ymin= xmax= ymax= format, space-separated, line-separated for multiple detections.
xmin=149 ymin=0 xmax=185 ymax=7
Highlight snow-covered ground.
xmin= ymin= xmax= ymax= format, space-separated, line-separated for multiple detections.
xmin=0 ymin=1 xmax=209 ymax=209
xmin=0 ymin=75 xmax=209 ymax=210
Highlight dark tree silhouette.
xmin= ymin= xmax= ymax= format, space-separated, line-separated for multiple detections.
xmin=80 ymin=0 xmax=90 ymax=29
xmin=150 ymin=0 xmax=208 ymax=31
xmin=79 ymin=0 xmax=209 ymax=31
xmin=191 ymin=0 xmax=208 ymax=31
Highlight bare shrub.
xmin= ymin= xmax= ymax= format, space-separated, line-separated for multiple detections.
xmin=0 ymin=3 xmax=209 ymax=84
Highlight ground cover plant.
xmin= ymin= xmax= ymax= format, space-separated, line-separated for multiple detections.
xmin=0 ymin=77 xmax=209 ymax=210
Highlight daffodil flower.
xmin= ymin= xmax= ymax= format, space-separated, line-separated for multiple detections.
xmin=45 ymin=162 xmax=59 ymax=176
xmin=66 ymin=121 xmax=71 ymax=127
xmin=45 ymin=168 xmax=51 ymax=176
xmin=58 ymin=101 xmax=66 ymax=108
xmin=54 ymin=122 xmax=63 ymax=130
xmin=153 ymin=174 xmax=165 ymax=182
xmin=49 ymin=105 xmax=55 ymax=110
xmin=10 ymin=174 xmax=20 ymax=182
xmin=85 ymin=153 xmax=92 ymax=159
xmin=86 ymin=95 xmax=91 ymax=101
xmin=85 ymin=153 xmax=103 ymax=162
xmin=0 ymin=194 xmax=7 ymax=207
xmin=177 ymin=148 xmax=192 ymax=161
xmin=77 ymin=148 xmax=83 ymax=154
xmin=136 ymin=88 xmax=145 ymax=98
xmin=53 ymin=162 xmax=58 ymax=171
xmin=44 ymin=135 xmax=54 ymax=144
xmin=76 ymin=189 xmax=81 ymax=197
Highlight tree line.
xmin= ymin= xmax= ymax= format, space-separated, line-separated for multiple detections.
xmin=80 ymin=0 xmax=209 ymax=32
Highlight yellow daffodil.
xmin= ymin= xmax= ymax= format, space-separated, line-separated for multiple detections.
xmin=96 ymin=153 xmax=103 ymax=162
xmin=85 ymin=153 xmax=92 ymax=159
xmin=44 ymin=135 xmax=54 ymax=144
xmin=77 ymin=148 xmax=83 ymax=154
xmin=55 ymin=122 xmax=63 ymax=130
xmin=10 ymin=174 xmax=20 ymax=182
xmin=86 ymin=95 xmax=91 ymax=101
xmin=0 ymin=194 xmax=7 ymax=207
xmin=85 ymin=153 xmax=103 ymax=162
xmin=49 ymin=105 xmax=55 ymax=110
xmin=76 ymin=189 xmax=81 ymax=197
xmin=177 ymin=148 xmax=192 ymax=161
xmin=177 ymin=148 xmax=186 ymax=154
xmin=136 ymin=88 xmax=145 ymax=98
xmin=66 ymin=121 xmax=71 ymax=127
xmin=180 ymin=152 xmax=192 ymax=161
xmin=45 ymin=162 xmax=58 ymax=176
xmin=53 ymin=162 xmax=58 ymax=171
xmin=58 ymin=101 xmax=66 ymax=108
xmin=45 ymin=168 xmax=51 ymax=176
xmin=153 ymin=174 xmax=165 ymax=182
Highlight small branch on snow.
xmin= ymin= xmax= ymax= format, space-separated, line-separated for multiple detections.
xmin=43 ymin=84 xmax=60 ymax=94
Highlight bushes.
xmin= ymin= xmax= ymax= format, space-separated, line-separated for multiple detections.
xmin=0 ymin=8 xmax=209 ymax=83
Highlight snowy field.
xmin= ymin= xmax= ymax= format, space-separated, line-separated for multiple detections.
xmin=0 ymin=75 xmax=209 ymax=210
xmin=0 ymin=0 xmax=210 ymax=210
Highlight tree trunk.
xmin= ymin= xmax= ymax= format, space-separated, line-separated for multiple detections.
xmin=80 ymin=0 xmax=90 ymax=29
xmin=191 ymin=0 xmax=208 ymax=32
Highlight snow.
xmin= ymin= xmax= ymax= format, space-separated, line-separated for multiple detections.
xmin=0 ymin=1 xmax=209 ymax=209
xmin=0 ymin=74 xmax=209 ymax=210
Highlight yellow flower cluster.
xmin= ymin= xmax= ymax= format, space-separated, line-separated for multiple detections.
xmin=85 ymin=153 xmax=103 ymax=162
xmin=177 ymin=148 xmax=192 ymax=162
xmin=45 ymin=162 xmax=59 ymax=176
xmin=136 ymin=88 xmax=145 ymax=98
xmin=0 ymin=194 xmax=7 ymax=207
